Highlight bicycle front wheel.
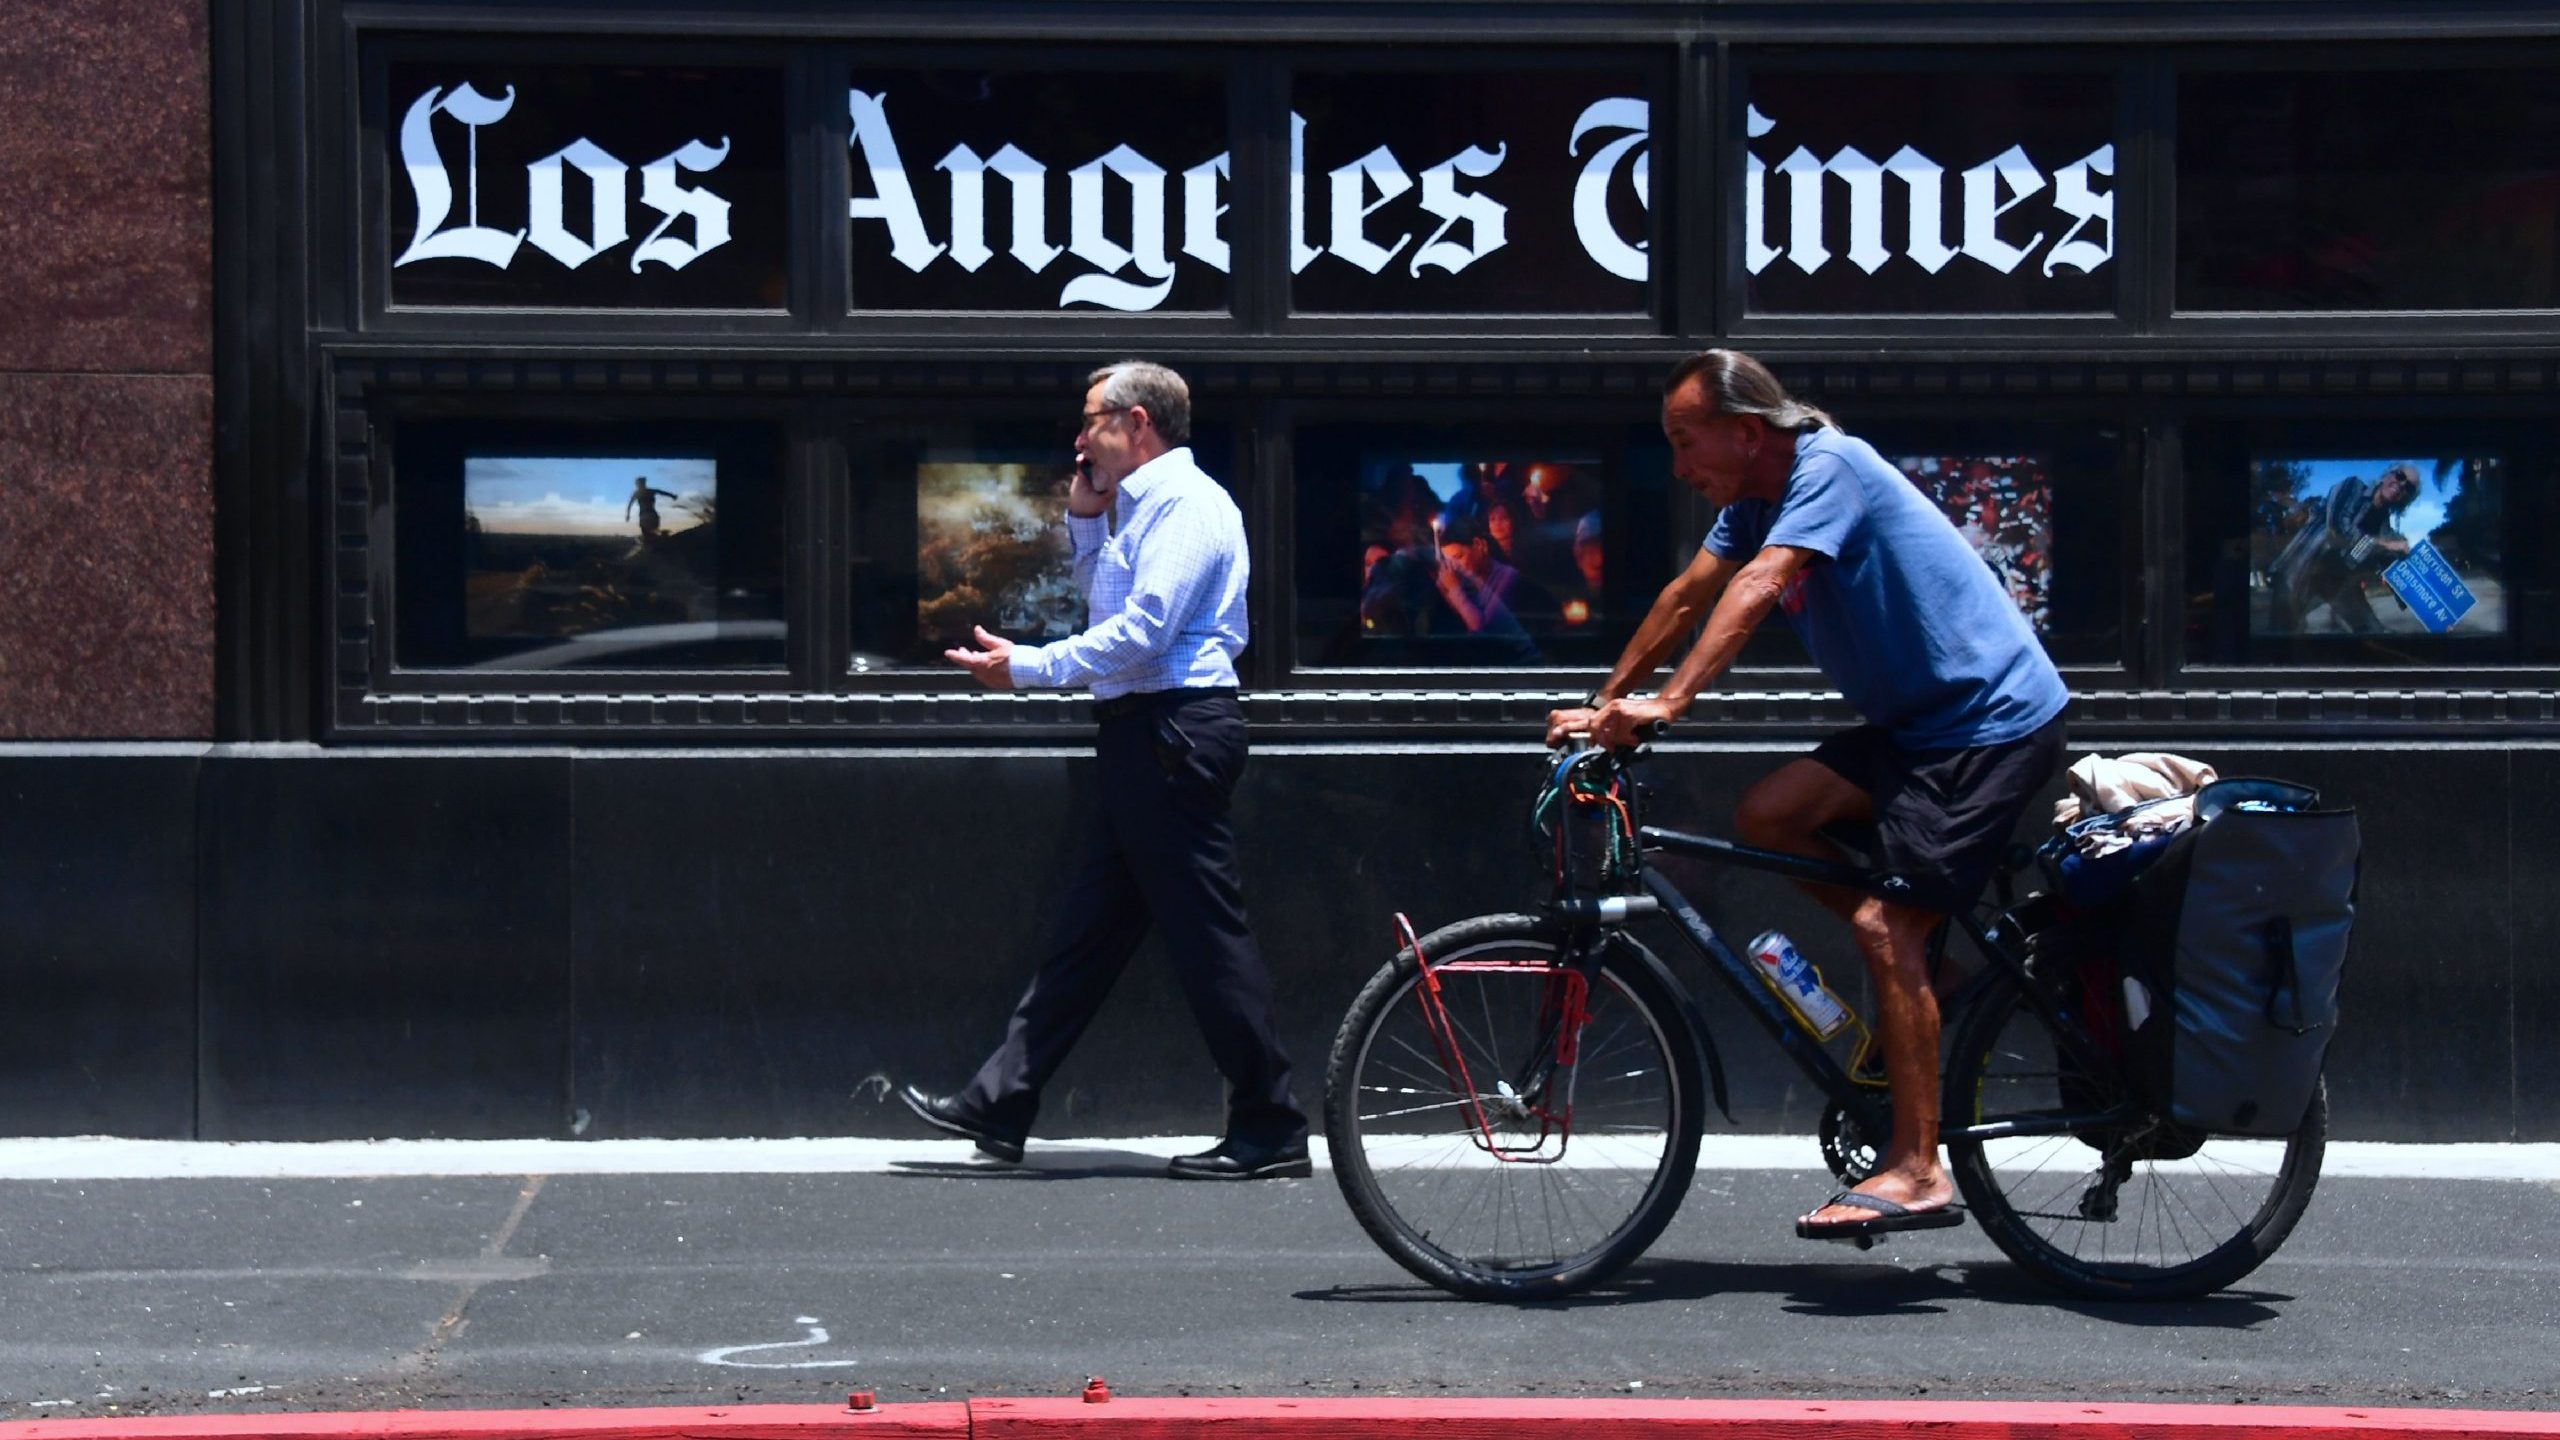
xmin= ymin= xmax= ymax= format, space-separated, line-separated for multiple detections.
xmin=1323 ymin=914 xmax=1703 ymax=1301
xmin=1944 ymin=976 xmax=2325 ymax=1300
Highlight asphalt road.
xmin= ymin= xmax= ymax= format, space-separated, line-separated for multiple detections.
xmin=3 ymin=1145 xmax=2555 ymax=1419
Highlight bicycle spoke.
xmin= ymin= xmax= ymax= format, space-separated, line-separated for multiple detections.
xmin=1948 ymin=977 xmax=2323 ymax=1297
xmin=1337 ymin=936 xmax=1691 ymax=1296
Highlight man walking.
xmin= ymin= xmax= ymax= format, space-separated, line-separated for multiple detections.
xmin=1550 ymin=350 xmax=2067 ymax=1240
xmin=901 ymin=360 xmax=1310 ymax=1180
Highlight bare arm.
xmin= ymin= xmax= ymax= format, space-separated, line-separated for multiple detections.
xmin=1545 ymin=545 xmax=1739 ymax=743
xmin=1595 ymin=546 xmax=1743 ymax=704
xmin=1657 ymin=545 xmax=1822 ymax=711
xmin=1581 ymin=545 xmax=1824 ymax=747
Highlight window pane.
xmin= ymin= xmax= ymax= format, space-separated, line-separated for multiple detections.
xmin=1852 ymin=422 xmax=2129 ymax=667
xmin=850 ymin=421 xmax=1236 ymax=672
xmin=1739 ymin=64 xmax=2118 ymax=314
xmin=384 ymin=61 xmax=788 ymax=309
xmin=1290 ymin=67 xmax=1656 ymax=314
xmin=846 ymin=68 xmax=1229 ymax=314
xmin=1294 ymin=424 xmax=1671 ymax=669
xmin=394 ymin=419 xmax=788 ymax=670
xmin=2178 ymin=66 xmax=2560 ymax=311
xmin=2184 ymin=419 xmax=2555 ymax=665
xmin=1688 ymin=419 xmax=2127 ymax=673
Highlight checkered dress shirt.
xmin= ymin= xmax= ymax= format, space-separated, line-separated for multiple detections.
xmin=1005 ymin=446 xmax=1248 ymax=699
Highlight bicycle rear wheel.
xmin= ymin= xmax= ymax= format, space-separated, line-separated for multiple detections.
xmin=1944 ymin=976 xmax=2325 ymax=1300
xmin=1323 ymin=913 xmax=1703 ymax=1301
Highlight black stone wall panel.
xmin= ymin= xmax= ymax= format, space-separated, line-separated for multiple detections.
xmin=2510 ymin=749 xmax=2555 ymax=1141
xmin=567 ymin=752 xmax=1144 ymax=1138
xmin=196 ymin=752 xmax=574 ymax=1139
xmin=0 ymin=741 xmax=2529 ymax=1143
xmin=0 ymin=752 xmax=200 ymax=1137
xmin=2207 ymin=748 xmax=2514 ymax=1142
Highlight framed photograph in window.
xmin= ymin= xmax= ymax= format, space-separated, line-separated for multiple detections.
xmin=393 ymin=418 xmax=788 ymax=672
xmin=2184 ymin=417 xmax=2555 ymax=669
xmin=1292 ymin=422 xmax=1671 ymax=672
xmin=848 ymin=419 xmax=1237 ymax=676
xmin=2248 ymin=457 xmax=2503 ymax=640
xmin=1829 ymin=418 xmax=2131 ymax=671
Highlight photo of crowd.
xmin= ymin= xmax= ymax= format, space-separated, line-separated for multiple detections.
xmin=1348 ymin=457 xmax=1609 ymax=665
xmin=2247 ymin=456 xmax=2505 ymax=638
xmin=1891 ymin=455 xmax=2055 ymax=632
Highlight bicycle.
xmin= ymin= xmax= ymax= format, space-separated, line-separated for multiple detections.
xmin=1321 ymin=734 xmax=2325 ymax=1302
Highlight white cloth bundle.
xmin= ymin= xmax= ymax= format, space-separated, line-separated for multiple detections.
xmin=2051 ymin=751 xmax=2219 ymax=829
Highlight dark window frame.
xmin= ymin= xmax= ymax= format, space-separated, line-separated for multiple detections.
xmin=341 ymin=386 xmax=825 ymax=718
xmin=2167 ymin=394 xmax=2560 ymax=688
xmin=825 ymin=40 xmax=1263 ymax=337
xmin=1273 ymin=44 xmax=1679 ymax=338
xmin=1274 ymin=399 xmax=1674 ymax=686
xmin=215 ymin=1 xmax=2560 ymax=745
xmin=834 ymin=397 xmax=1257 ymax=691
xmin=2164 ymin=39 xmax=2560 ymax=336
xmin=1722 ymin=43 xmax=2147 ymax=340
xmin=355 ymin=34 xmax=818 ymax=336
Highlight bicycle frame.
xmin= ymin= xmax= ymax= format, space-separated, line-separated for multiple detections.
xmin=1531 ymin=746 xmax=2138 ymax=1151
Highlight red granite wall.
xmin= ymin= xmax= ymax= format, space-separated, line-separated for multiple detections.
xmin=0 ymin=3 xmax=215 ymax=738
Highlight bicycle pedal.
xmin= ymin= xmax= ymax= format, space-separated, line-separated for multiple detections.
xmin=1803 ymin=1229 xmax=1878 ymax=1251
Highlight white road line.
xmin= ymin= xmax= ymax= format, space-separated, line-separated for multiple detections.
xmin=0 ymin=1134 xmax=2552 ymax=1181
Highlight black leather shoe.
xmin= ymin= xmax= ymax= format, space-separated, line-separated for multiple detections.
xmin=897 ymin=1085 xmax=1025 ymax=1163
xmin=1166 ymin=1136 xmax=1312 ymax=1181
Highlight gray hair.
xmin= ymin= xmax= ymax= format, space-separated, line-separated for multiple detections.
xmin=1088 ymin=360 xmax=1192 ymax=445
xmin=1664 ymin=349 xmax=1836 ymax=433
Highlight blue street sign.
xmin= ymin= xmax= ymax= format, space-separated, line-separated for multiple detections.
xmin=2381 ymin=539 xmax=2477 ymax=633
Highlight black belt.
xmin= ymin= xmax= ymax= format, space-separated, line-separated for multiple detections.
xmin=1093 ymin=687 xmax=1236 ymax=721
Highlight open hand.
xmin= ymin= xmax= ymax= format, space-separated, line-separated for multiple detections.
xmin=945 ymin=625 xmax=1017 ymax=690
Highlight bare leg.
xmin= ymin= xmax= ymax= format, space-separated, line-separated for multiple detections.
xmin=1735 ymin=762 xmax=1957 ymax=1222
xmin=1737 ymin=761 xmax=1958 ymax=1004
xmin=1733 ymin=759 xmax=1875 ymax=923
xmin=1798 ymin=897 xmax=1956 ymax=1225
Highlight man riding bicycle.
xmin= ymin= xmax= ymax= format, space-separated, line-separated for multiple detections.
xmin=1547 ymin=350 xmax=2067 ymax=1242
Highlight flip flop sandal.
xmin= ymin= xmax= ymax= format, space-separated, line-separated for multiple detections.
xmin=1795 ymin=1189 xmax=1967 ymax=1249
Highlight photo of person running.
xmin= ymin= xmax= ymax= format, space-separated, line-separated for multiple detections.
xmin=626 ymin=475 xmax=683 ymax=544
xmin=1547 ymin=349 xmax=2069 ymax=1242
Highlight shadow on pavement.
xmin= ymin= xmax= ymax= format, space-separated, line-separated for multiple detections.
xmin=887 ymin=1148 xmax=1176 ymax=1181
xmin=1295 ymin=1258 xmax=2289 ymax=1327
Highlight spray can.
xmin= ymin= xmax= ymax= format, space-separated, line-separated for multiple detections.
xmin=1747 ymin=930 xmax=1850 ymax=1039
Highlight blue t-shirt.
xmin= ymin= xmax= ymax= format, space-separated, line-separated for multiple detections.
xmin=1705 ymin=428 xmax=2068 ymax=751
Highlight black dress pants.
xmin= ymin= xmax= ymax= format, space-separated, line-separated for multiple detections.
xmin=958 ymin=689 xmax=1306 ymax=1148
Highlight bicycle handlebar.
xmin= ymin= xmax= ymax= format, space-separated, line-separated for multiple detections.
xmin=1549 ymin=718 xmax=1667 ymax=761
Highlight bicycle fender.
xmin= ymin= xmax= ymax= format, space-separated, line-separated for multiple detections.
xmin=1605 ymin=930 xmax=1733 ymax=1129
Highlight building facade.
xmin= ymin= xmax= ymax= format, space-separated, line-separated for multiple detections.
xmin=4 ymin=0 xmax=2556 ymax=1141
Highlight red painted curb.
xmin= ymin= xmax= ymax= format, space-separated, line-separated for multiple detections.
xmin=971 ymin=1399 xmax=2560 ymax=1440
xmin=4 ymin=1399 xmax=2556 ymax=1440
xmin=0 ymin=1403 xmax=966 ymax=1440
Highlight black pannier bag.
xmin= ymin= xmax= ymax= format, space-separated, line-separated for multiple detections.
xmin=2122 ymin=779 xmax=2360 ymax=1137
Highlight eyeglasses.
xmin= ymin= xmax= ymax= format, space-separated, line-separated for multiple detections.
xmin=1077 ymin=405 xmax=1132 ymax=433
